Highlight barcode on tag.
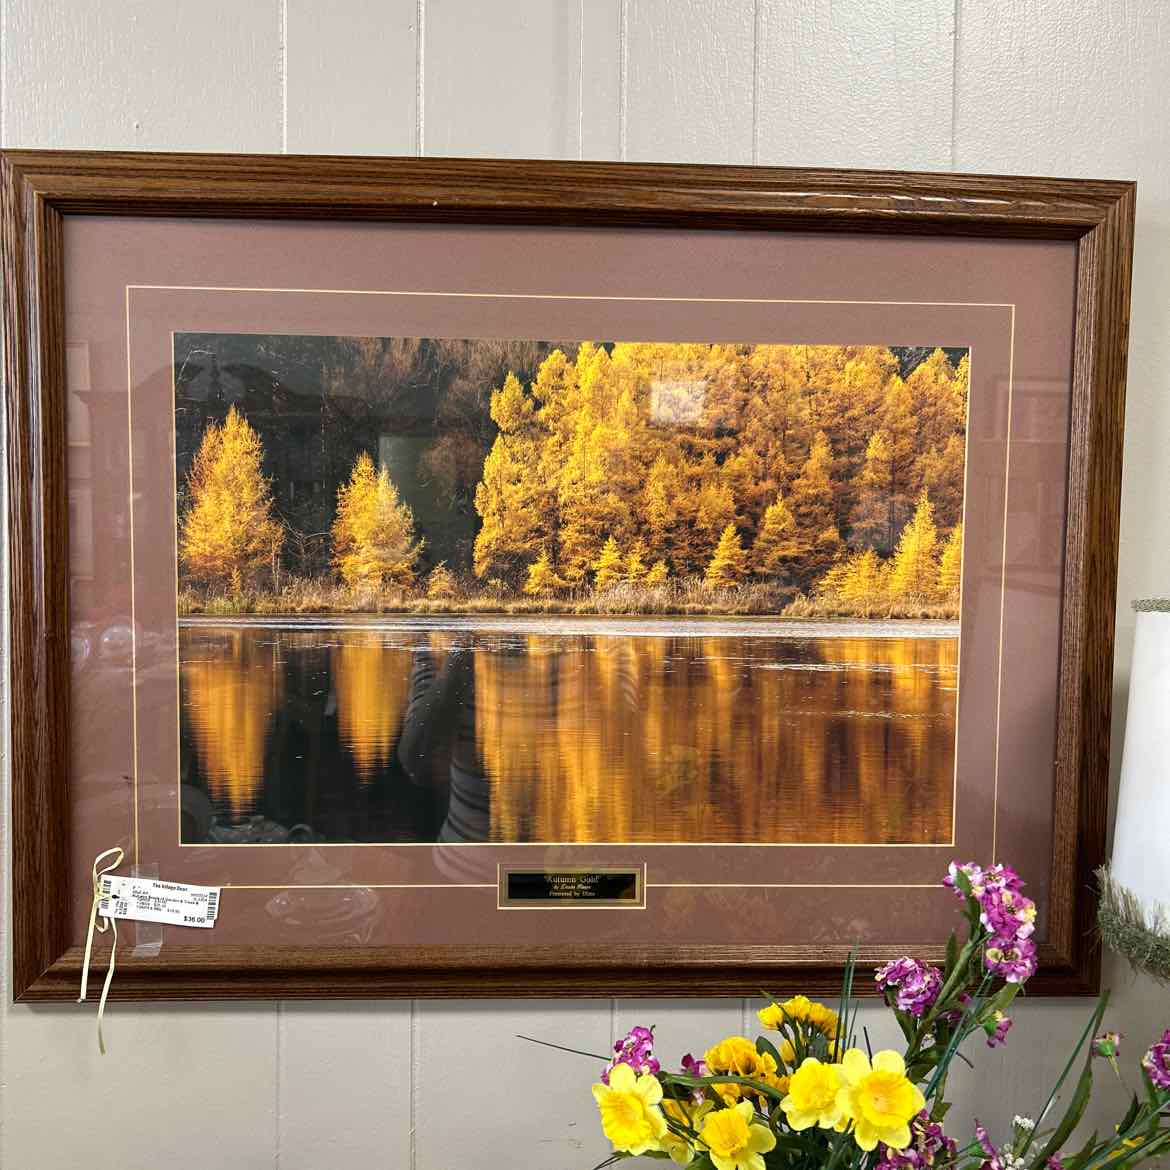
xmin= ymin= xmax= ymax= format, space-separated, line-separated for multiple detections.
xmin=98 ymin=875 xmax=222 ymax=929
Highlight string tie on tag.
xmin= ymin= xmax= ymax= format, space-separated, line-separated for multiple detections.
xmin=78 ymin=846 xmax=125 ymax=1055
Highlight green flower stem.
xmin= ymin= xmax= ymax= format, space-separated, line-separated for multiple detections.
xmin=1020 ymin=991 xmax=1109 ymax=1168
xmin=661 ymin=1072 xmax=786 ymax=1103
xmin=922 ymin=972 xmax=994 ymax=1102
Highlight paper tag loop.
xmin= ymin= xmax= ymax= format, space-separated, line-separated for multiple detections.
xmin=78 ymin=846 xmax=125 ymax=1055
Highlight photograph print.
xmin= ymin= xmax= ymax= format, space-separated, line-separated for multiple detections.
xmin=174 ymin=335 xmax=969 ymax=849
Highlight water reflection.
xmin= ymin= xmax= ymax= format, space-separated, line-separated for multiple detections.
xmin=179 ymin=622 xmax=956 ymax=845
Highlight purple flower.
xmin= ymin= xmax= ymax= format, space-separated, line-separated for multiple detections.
xmin=876 ymin=957 xmax=944 ymax=1018
xmin=679 ymin=1052 xmax=708 ymax=1102
xmin=1048 ymin=1158 xmax=1065 ymax=1170
xmin=601 ymin=1025 xmax=660 ymax=1084
xmin=974 ymin=1121 xmax=1004 ymax=1170
xmin=984 ymin=936 xmax=1037 ymax=983
xmin=1142 ymin=1029 xmax=1170 ymax=1091
xmin=876 ymin=1111 xmax=958 ymax=1170
xmin=945 ymin=862 xmax=1038 ymax=984
xmin=984 ymin=1011 xmax=1012 ymax=1048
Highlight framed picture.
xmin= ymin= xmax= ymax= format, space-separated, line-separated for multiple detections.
xmin=3 ymin=152 xmax=1133 ymax=1000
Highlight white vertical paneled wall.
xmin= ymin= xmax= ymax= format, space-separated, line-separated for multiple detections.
xmin=2 ymin=4 xmax=1168 ymax=1168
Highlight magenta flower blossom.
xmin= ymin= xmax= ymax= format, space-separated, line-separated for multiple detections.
xmin=1142 ymin=1029 xmax=1170 ymax=1091
xmin=876 ymin=957 xmax=944 ymax=1018
xmin=679 ymin=1052 xmax=708 ymax=1102
xmin=947 ymin=862 xmax=1038 ymax=983
xmin=876 ymin=1111 xmax=957 ymax=1170
xmin=984 ymin=936 xmax=1037 ymax=983
xmin=974 ymin=1121 xmax=1004 ymax=1170
xmin=600 ymin=1024 xmax=660 ymax=1084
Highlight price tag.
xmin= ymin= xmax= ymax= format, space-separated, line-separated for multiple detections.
xmin=98 ymin=875 xmax=221 ymax=929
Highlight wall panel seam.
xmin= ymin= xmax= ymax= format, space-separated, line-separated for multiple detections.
xmin=275 ymin=1000 xmax=283 ymax=1167
xmin=751 ymin=0 xmax=761 ymax=165
xmin=415 ymin=0 xmax=426 ymax=156
xmin=950 ymin=0 xmax=960 ymax=169
xmin=279 ymin=0 xmax=288 ymax=154
xmin=618 ymin=0 xmax=628 ymax=160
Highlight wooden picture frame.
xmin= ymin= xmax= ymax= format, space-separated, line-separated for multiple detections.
xmin=2 ymin=151 xmax=1134 ymax=1001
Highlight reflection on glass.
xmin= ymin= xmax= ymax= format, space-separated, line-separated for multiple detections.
xmin=179 ymin=621 xmax=956 ymax=845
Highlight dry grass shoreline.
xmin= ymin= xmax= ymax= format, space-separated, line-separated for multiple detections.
xmin=179 ymin=577 xmax=960 ymax=621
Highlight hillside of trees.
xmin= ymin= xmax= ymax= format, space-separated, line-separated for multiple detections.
xmin=176 ymin=340 xmax=968 ymax=619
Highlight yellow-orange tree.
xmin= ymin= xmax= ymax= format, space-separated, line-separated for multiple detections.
xmin=592 ymin=536 xmax=626 ymax=589
xmin=523 ymin=548 xmax=566 ymax=596
xmin=888 ymin=492 xmax=939 ymax=602
xmin=332 ymin=451 xmax=422 ymax=588
xmin=705 ymin=523 xmax=747 ymax=586
xmin=180 ymin=406 xmax=283 ymax=593
xmin=752 ymin=494 xmax=799 ymax=579
xmin=468 ymin=342 xmax=968 ymax=595
xmin=937 ymin=522 xmax=963 ymax=601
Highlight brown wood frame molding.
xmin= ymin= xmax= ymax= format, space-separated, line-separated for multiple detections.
xmin=2 ymin=151 xmax=1135 ymax=1001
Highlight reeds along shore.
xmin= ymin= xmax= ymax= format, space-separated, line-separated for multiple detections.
xmin=178 ymin=576 xmax=960 ymax=620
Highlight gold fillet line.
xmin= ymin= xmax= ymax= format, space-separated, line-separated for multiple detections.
xmin=128 ymin=284 xmax=1014 ymax=308
xmin=990 ymin=305 xmax=1017 ymax=864
xmin=123 ymin=287 xmax=1011 ymax=888
xmin=126 ymin=287 xmax=141 ymax=866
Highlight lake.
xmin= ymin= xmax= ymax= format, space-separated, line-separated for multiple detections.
xmin=178 ymin=615 xmax=958 ymax=846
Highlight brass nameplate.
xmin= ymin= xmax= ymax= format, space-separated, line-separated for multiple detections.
xmin=497 ymin=866 xmax=645 ymax=909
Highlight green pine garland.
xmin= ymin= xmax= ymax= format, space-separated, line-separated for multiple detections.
xmin=1097 ymin=866 xmax=1170 ymax=982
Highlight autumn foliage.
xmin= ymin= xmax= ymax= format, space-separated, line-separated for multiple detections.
xmin=331 ymin=451 xmax=422 ymax=588
xmin=470 ymin=342 xmax=967 ymax=611
xmin=178 ymin=342 xmax=968 ymax=618
xmin=180 ymin=406 xmax=283 ymax=593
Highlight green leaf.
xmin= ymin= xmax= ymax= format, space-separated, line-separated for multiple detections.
xmin=1022 ymin=991 xmax=1109 ymax=1167
xmin=1030 ymin=1048 xmax=1097 ymax=1169
xmin=1060 ymin=1129 xmax=1099 ymax=1170
xmin=944 ymin=930 xmax=961 ymax=979
xmin=1117 ymin=1093 xmax=1142 ymax=1135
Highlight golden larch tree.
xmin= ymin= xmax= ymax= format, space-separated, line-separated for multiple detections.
xmin=705 ymin=524 xmax=747 ymax=587
xmin=839 ymin=549 xmax=887 ymax=617
xmin=180 ymin=406 xmax=283 ymax=593
xmin=789 ymin=431 xmax=840 ymax=581
xmin=888 ymin=492 xmax=939 ymax=602
xmin=850 ymin=429 xmax=895 ymax=553
xmin=752 ymin=494 xmax=799 ymax=578
xmin=877 ymin=377 xmax=919 ymax=544
xmin=523 ymin=549 xmax=566 ymax=596
xmin=938 ymin=522 xmax=963 ymax=601
xmin=917 ymin=432 xmax=966 ymax=532
xmin=592 ymin=536 xmax=625 ymax=590
xmin=332 ymin=451 xmax=421 ymax=588
xmin=645 ymin=559 xmax=669 ymax=586
xmin=625 ymin=541 xmax=648 ymax=582
xmin=472 ymin=373 xmax=546 ymax=581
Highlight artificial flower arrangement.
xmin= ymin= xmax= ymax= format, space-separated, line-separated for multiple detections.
xmin=537 ymin=863 xmax=1170 ymax=1170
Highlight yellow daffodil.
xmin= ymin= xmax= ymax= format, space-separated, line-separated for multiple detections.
xmin=836 ymin=1049 xmax=925 ymax=1151
xmin=659 ymin=1098 xmax=714 ymax=1166
xmin=699 ymin=1101 xmax=778 ymax=1170
xmin=758 ymin=996 xmax=839 ymax=1040
xmin=704 ymin=1036 xmax=780 ymax=1106
xmin=591 ymin=1062 xmax=667 ymax=1155
xmin=781 ymin=1056 xmax=848 ymax=1131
